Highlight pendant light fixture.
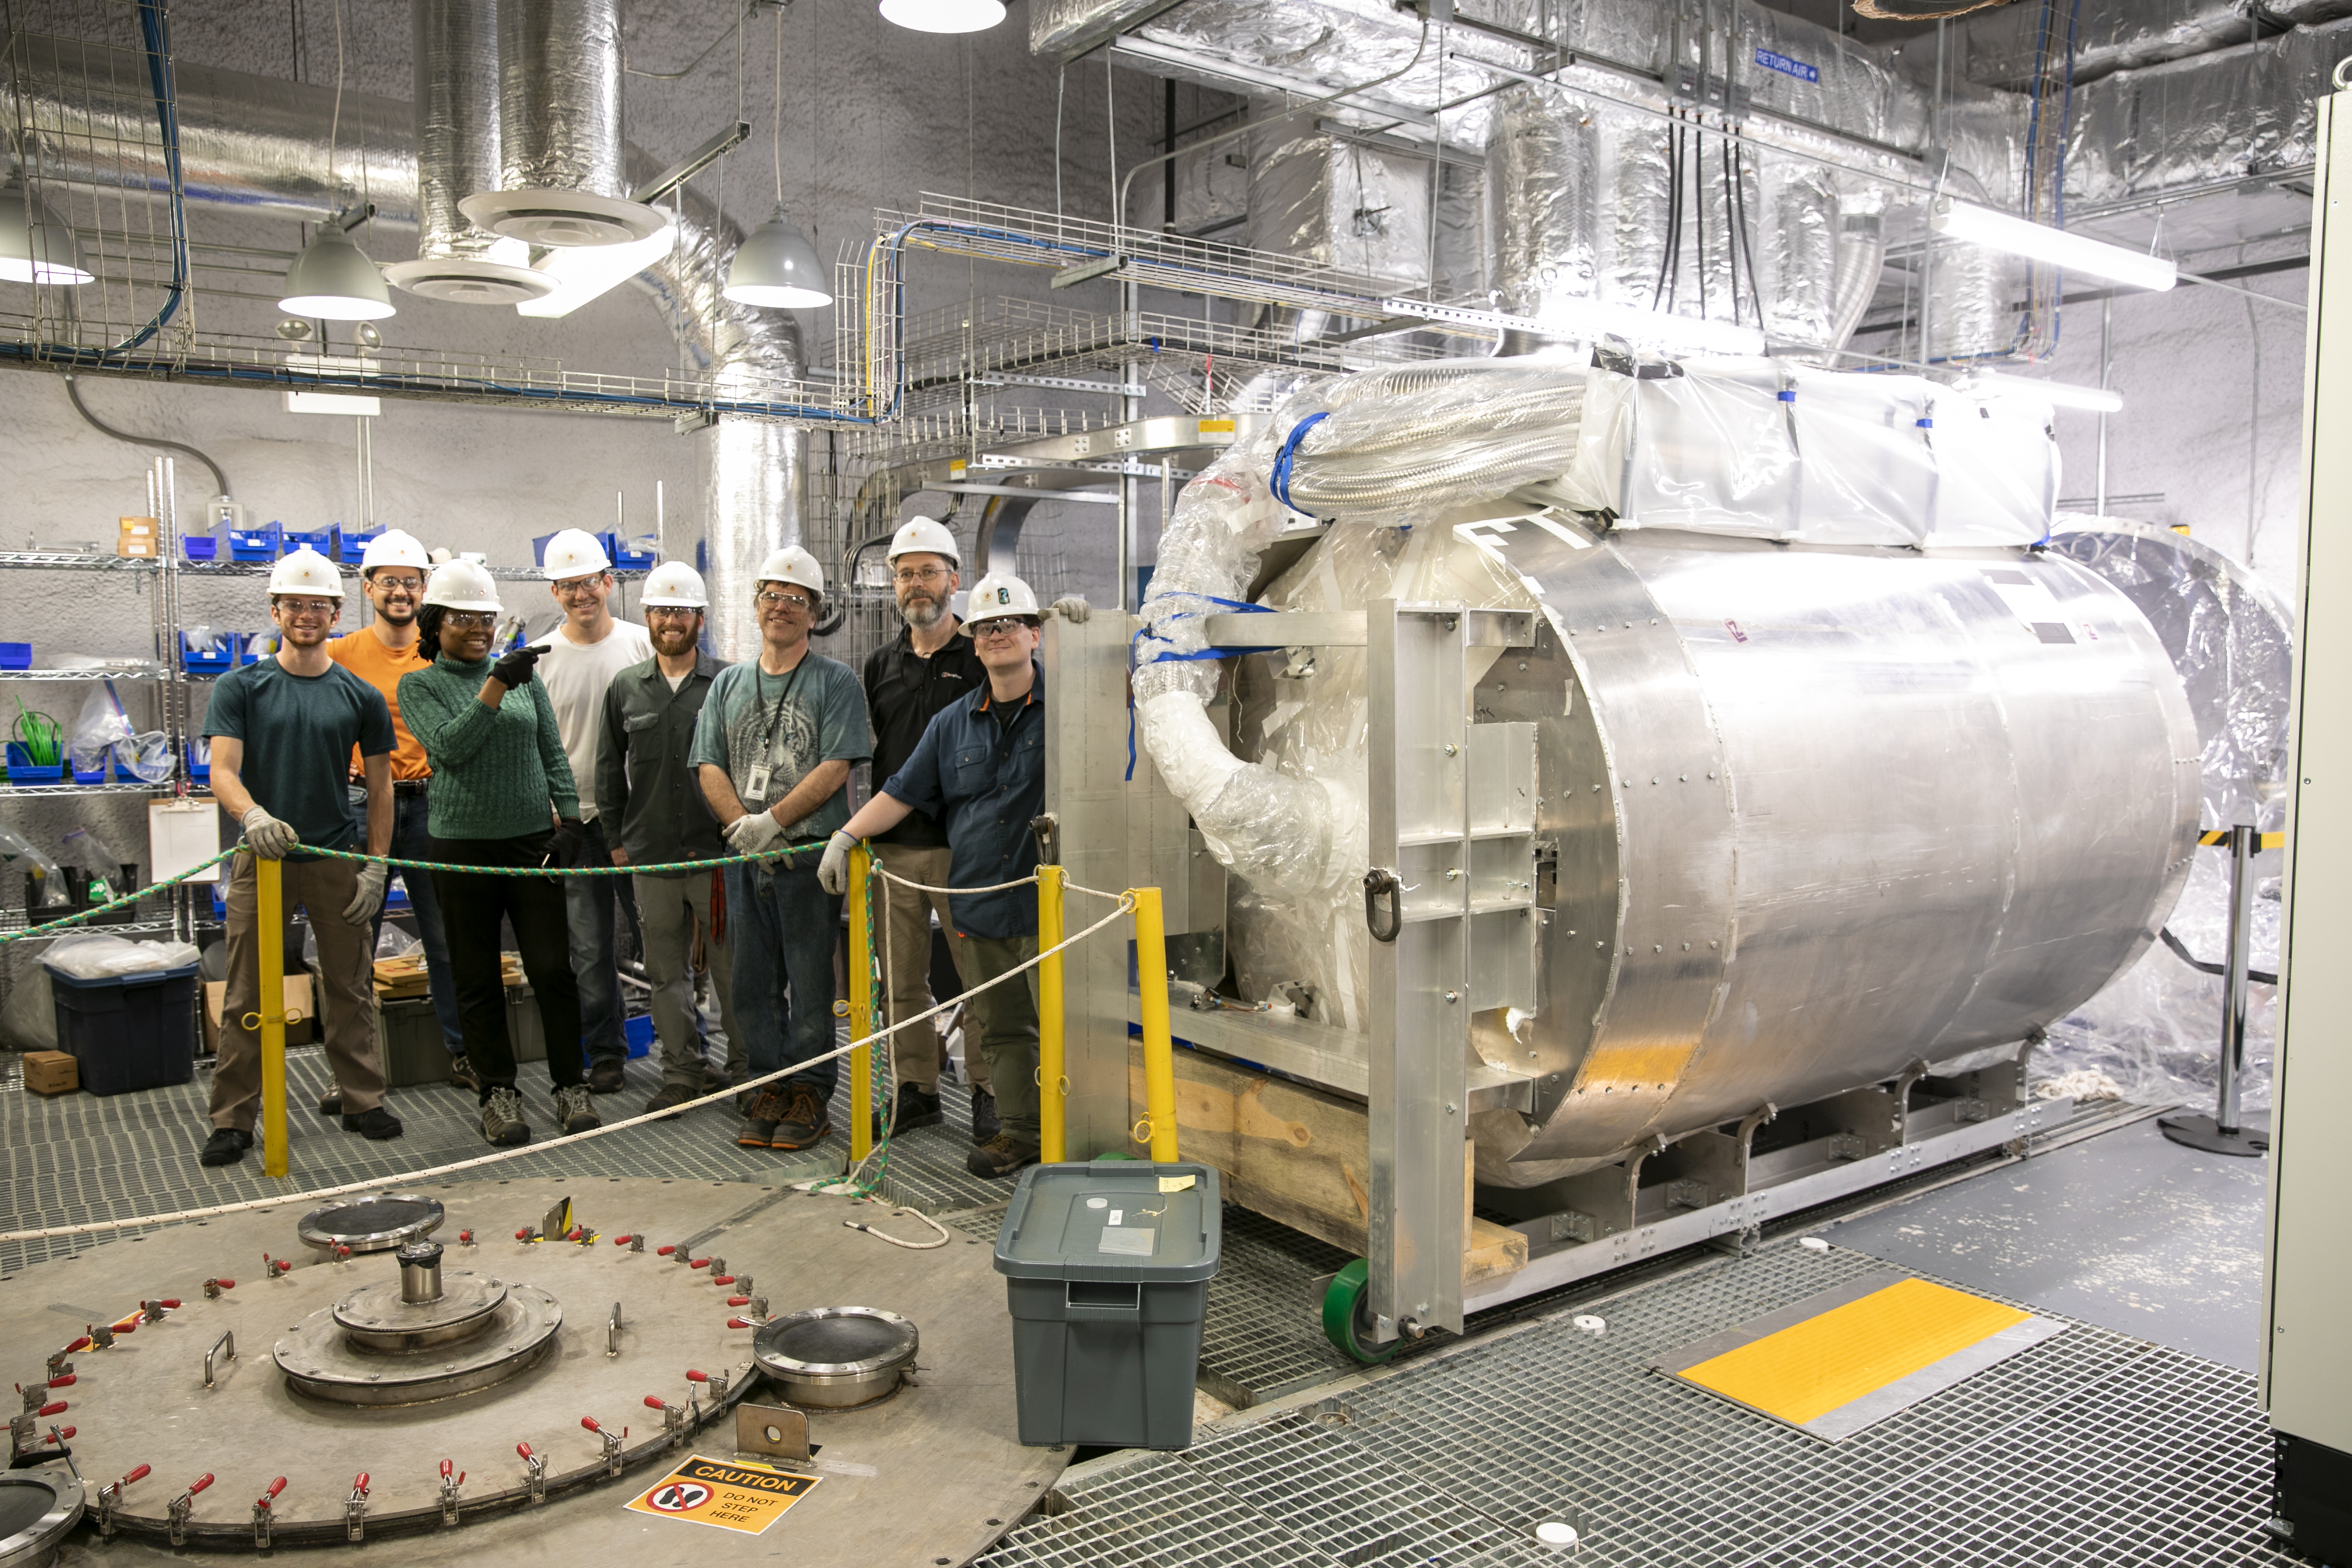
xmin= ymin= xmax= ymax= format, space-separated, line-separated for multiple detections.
xmin=878 ymin=0 xmax=1007 ymax=33
xmin=280 ymin=0 xmax=395 ymax=322
xmin=0 ymin=175 xmax=93 ymax=285
xmin=723 ymin=3 xmax=832 ymax=310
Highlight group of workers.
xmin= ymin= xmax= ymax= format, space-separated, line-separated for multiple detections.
xmin=195 ymin=517 xmax=1080 ymax=1185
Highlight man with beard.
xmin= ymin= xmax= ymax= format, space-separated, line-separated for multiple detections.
xmin=328 ymin=528 xmax=470 ymax=1091
xmin=200 ymin=548 xmax=399 ymax=1167
xmin=858 ymin=517 xmax=994 ymax=1140
xmin=692 ymin=546 xmax=872 ymax=1153
xmin=598 ymin=561 xmax=743 ymax=1115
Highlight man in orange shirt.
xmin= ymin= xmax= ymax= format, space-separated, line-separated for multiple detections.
xmin=327 ymin=529 xmax=473 ymax=1091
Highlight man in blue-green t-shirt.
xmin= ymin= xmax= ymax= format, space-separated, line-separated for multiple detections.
xmin=691 ymin=546 xmax=871 ymax=1155
xmin=198 ymin=548 xmax=399 ymax=1168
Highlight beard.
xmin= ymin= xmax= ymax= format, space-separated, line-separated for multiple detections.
xmin=651 ymin=624 xmax=698 ymax=657
xmin=900 ymin=592 xmax=945 ymax=630
xmin=374 ymin=600 xmax=417 ymax=625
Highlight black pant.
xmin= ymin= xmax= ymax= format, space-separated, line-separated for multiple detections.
xmin=431 ymin=831 xmax=583 ymax=1099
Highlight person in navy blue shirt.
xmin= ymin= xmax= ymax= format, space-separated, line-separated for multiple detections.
xmin=822 ymin=571 xmax=1057 ymax=1179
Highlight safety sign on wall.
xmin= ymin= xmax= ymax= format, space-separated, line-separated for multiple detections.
xmin=623 ymin=1454 xmax=822 ymax=1535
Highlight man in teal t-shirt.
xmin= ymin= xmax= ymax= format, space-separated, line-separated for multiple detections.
xmin=199 ymin=549 xmax=399 ymax=1168
xmin=691 ymin=546 xmax=871 ymax=1155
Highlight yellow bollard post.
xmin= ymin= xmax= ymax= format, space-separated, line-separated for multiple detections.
xmin=1129 ymin=885 xmax=1180 ymax=1163
xmin=255 ymin=854 xmax=288 ymax=1179
xmin=1037 ymin=864 xmax=1066 ymax=1163
xmin=847 ymin=844 xmax=874 ymax=1164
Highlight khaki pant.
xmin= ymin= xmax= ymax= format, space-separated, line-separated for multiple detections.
xmin=634 ymin=868 xmax=742 ymax=1091
xmin=212 ymin=851 xmax=383 ymax=1131
xmin=959 ymin=933 xmax=1038 ymax=1142
xmin=871 ymin=841 xmax=989 ymax=1095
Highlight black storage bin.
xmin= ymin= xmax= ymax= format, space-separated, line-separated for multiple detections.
xmin=994 ymin=1160 xmax=1220 ymax=1451
xmin=49 ymin=961 xmax=200 ymax=1094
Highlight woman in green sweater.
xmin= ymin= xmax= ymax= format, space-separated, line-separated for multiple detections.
xmin=398 ymin=560 xmax=597 ymax=1147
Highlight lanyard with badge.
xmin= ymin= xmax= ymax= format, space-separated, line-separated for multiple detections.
xmin=743 ymin=659 xmax=806 ymax=805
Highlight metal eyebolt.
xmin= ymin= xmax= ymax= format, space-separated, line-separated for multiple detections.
xmin=1363 ymin=867 xmax=1402 ymax=944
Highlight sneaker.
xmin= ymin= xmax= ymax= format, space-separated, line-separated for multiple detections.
xmin=644 ymin=1081 xmax=699 ymax=1116
xmin=448 ymin=1054 xmax=482 ymax=1092
xmin=200 ymin=1127 xmax=252 ymax=1167
xmin=481 ymin=1085 xmax=531 ymax=1148
xmin=316 ymin=1087 xmax=342 ymax=1116
xmin=738 ymin=1089 xmax=784 ymax=1148
xmin=342 ymin=1106 xmax=404 ymax=1141
xmin=970 ymin=1087 xmax=1000 ymax=1145
xmin=875 ymin=1081 xmax=943 ymax=1141
xmin=966 ymin=1133 xmax=1041 ymax=1179
xmin=553 ymin=1085 xmax=602 ymax=1135
xmin=586 ymin=1057 xmax=628 ymax=1095
xmin=769 ymin=1086 xmax=833 ymax=1152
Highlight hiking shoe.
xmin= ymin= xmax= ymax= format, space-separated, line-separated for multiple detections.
xmin=966 ymin=1133 xmax=1041 ymax=1179
xmin=553 ymin=1085 xmax=602 ymax=1135
xmin=586 ymin=1057 xmax=628 ymax=1095
xmin=738 ymin=1089 xmax=784 ymax=1148
xmin=448 ymin=1054 xmax=482 ymax=1092
xmin=970 ymin=1087 xmax=1000 ymax=1145
xmin=343 ymin=1106 xmax=404 ymax=1141
xmin=200 ymin=1127 xmax=252 ymax=1167
xmin=481 ymin=1086 xmax=531 ymax=1147
xmin=644 ymin=1081 xmax=699 ymax=1116
xmin=317 ymin=1087 xmax=342 ymax=1116
xmin=769 ymin=1086 xmax=832 ymax=1151
xmin=875 ymin=1081 xmax=942 ymax=1141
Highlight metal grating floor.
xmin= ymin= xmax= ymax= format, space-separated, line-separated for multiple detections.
xmin=979 ymin=1244 xmax=2297 ymax=1568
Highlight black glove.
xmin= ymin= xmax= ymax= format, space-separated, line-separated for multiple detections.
xmin=490 ymin=643 xmax=546 ymax=689
xmin=552 ymin=816 xmax=587 ymax=867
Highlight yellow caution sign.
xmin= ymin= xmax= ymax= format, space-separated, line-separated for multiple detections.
xmin=623 ymin=1455 xmax=820 ymax=1536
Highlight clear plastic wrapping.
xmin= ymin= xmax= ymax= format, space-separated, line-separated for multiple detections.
xmin=40 ymin=934 xmax=201 ymax=979
xmin=1281 ymin=365 xmax=1591 ymax=528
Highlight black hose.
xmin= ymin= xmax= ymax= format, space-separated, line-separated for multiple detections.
xmin=2159 ymin=925 xmax=2277 ymax=987
xmin=1722 ymin=136 xmax=1743 ymax=328
xmin=1732 ymin=141 xmax=1764 ymax=333
xmin=63 ymin=373 xmax=230 ymax=498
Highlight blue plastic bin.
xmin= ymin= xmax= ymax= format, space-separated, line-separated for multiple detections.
xmin=182 ymin=536 xmax=219 ymax=561
xmin=0 ymin=642 xmax=30 ymax=670
xmin=178 ymin=630 xmax=235 ymax=675
xmin=283 ymin=527 xmax=338 ymax=556
xmin=613 ymin=541 xmax=657 ymax=570
xmin=6 ymin=741 xmax=63 ymax=785
xmin=337 ymin=528 xmax=382 ymax=564
xmin=186 ymin=740 xmax=210 ymax=782
xmin=49 ymin=961 xmax=201 ymax=1095
xmin=228 ymin=524 xmax=282 ymax=561
xmin=623 ymin=1013 xmax=653 ymax=1059
xmin=72 ymin=761 xmax=106 ymax=785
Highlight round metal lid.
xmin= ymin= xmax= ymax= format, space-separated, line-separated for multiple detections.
xmin=0 ymin=1470 xmax=83 ymax=1568
xmin=457 ymin=189 xmax=665 ymax=248
xmin=275 ymin=1285 xmax=562 ymax=1407
xmin=753 ymin=1307 xmax=918 ymax=1378
xmin=333 ymin=1271 xmax=510 ymax=1336
xmin=383 ymin=256 xmax=558 ymax=304
xmin=297 ymin=1193 xmax=444 ymax=1254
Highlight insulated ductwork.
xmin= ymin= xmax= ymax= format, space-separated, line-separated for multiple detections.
xmin=460 ymin=0 xmax=662 ymax=248
xmin=386 ymin=0 xmax=556 ymax=304
xmin=0 ymin=49 xmax=801 ymax=661
xmin=1246 ymin=125 xmax=1433 ymax=287
xmin=1893 ymin=0 xmax=2352 ymax=90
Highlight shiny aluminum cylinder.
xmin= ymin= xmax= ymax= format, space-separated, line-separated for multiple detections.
xmin=395 ymin=1240 xmax=444 ymax=1305
xmin=413 ymin=0 xmax=502 ymax=258
xmin=496 ymin=0 xmax=626 ymax=200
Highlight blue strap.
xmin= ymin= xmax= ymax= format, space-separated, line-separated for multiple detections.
xmin=1267 ymin=412 xmax=1329 ymax=512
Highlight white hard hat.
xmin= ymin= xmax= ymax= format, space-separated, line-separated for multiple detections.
xmin=888 ymin=515 xmax=959 ymax=565
xmin=541 ymin=526 xmax=612 ymax=580
xmin=268 ymin=546 xmax=345 ymax=599
xmin=358 ymin=529 xmax=430 ymax=573
xmin=755 ymin=545 xmax=825 ymax=597
xmin=964 ymin=571 xmax=1040 ymax=621
xmin=423 ymin=558 xmax=503 ymax=613
xmin=641 ymin=560 xmax=708 ymax=608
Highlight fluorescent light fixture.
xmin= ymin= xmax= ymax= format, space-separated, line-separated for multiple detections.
xmin=285 ymin=390 xmax=382 ymax=416
xmin=515 ymin=224 xmax=677 ymax=318
xmin=280 ymin=226 xmax=396 ymax=320
xmin=1967 ymin=370 xmax=2124 ymax=414
xmin=723 ymin=207 xmax=832 ymax=309
xmin=0 ymin=177 xmax=92 ymax=285
xmin=1533 ymin=296 xmax=1768 ymax=357
xmin=1930 ymin=198 xmax=2177 ymax=293
xmin=878 ymin=0 xmax=1006 ymax=33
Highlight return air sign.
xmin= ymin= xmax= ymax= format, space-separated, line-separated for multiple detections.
xmin=1755 ymin=47 xmax=1819 ymax=83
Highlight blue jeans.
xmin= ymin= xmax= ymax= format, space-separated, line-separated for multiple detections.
xmin=727 ymin=856 xmax=840 ymax=1099
xmin=565 ymin=816 xmax=633 ymax=1066
xmin=371 ymin=789 xmax=464 ymax=1055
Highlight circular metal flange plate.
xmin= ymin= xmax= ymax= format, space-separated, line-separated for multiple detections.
xmin=753 ymin=1306 xmax=917 ymax=1408
xmin=275 ymin=1284 xmax=561 ymax=1406
xmin=383 ymin=256 xmax=558 ymax=304
xmin=457 ymin=189 xmax=665 ymax=248
xmin=332 ymin=1270 xmax=511 ymax=1350
xmin=0 ymin=1470 xmax=83 ymax=1568
xmin=297 ymin=1192 xmax=445 ymax=1255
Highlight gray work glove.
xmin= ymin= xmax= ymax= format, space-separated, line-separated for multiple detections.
xmin=342 ymin=861 xmax=388 ymax=926
xmin=241 ymin=806 xmax=300 ymax=860
xmin=726 ymin=811 xmax=785 ymax=857
xmin=817 ymin=829 xmax=857 ymax=896
xmin=1049 ymin=595 xmax=1092 ymax=623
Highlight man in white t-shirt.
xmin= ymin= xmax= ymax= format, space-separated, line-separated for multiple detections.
xmin=534 ymin=527 xmax=654 ymax=1095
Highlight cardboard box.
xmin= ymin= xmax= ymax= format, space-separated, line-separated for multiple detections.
xmin=201 ymin=974 xmax=316 ymax=1052
xmin=118 ymin=516 xmax=158 ymax=536
xmin=116 ymin=536 xmax=159 ymax=558
xmin=22 ymin=1050 xmax=78 ymax=1096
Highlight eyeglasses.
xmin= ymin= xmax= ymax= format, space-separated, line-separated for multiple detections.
xmin=756 ymin=590 xmax=815 ymax=611
xmin=370 ymin=574 xmax=424 ymax=594
xmin=441 ymin=610 xmax=498 ymax=630
xmin=646 ymin=606 xmax=700 ymax=622
xmin=552 ymin=575 xmax=609 ymax=599
xmin=893 ymin=566 xmax=948 ymax=585
xmin=276 ymin=598 xmax=338 ymax=619
xmin=969 ymin=616 xmax=1035 ymax=639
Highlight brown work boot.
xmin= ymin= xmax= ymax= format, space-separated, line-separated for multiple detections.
xmin=738 ymin=1089 xmax=784 ymax=1148
xmin=966 ymin=1133 xmax=1041 ymax=1179
xmin=768 ymin=1085 xmax=832 ymax=1151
